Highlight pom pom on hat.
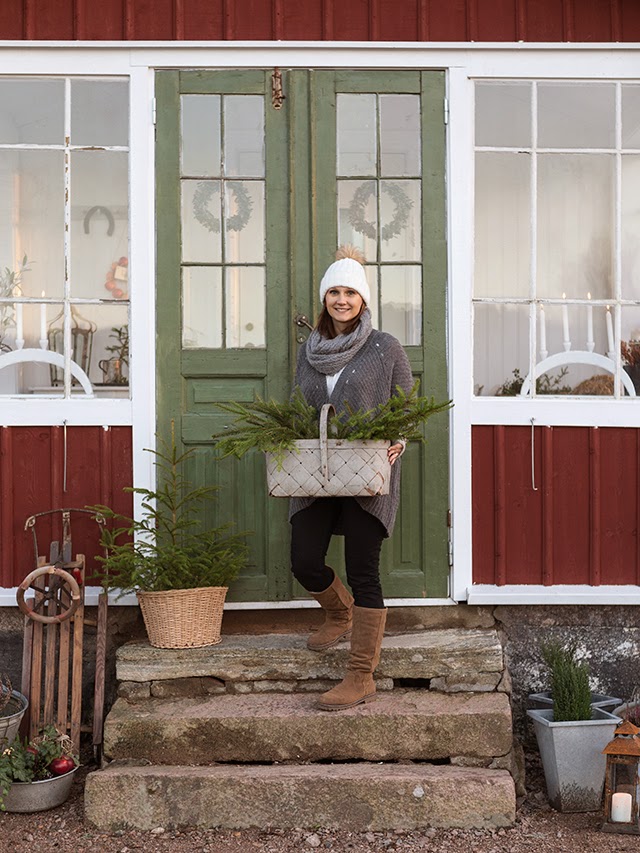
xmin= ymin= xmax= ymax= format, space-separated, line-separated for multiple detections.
xmin=319 ymin=245 xmax=370 ymax=306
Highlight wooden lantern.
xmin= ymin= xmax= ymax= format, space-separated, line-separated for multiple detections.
xmin=602 ymin=720 xmax=640 ymax=834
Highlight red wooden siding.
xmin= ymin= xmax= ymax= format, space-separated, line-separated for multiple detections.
xmin=1 ymin=0 xmax=639 ymax=41
xmin=0 ymin=426 xmax=133 ymax=588
xmin=472 ymin=425 xmax=640 ymax=586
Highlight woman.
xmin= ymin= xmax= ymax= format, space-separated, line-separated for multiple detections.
xmin=290 ymin=246 xmax=413 ymax=711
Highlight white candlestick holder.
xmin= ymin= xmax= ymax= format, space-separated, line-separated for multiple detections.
xmin=39 ymin=338 xmax=48 ymax=350
xmin=15 ymin=339 xmax=24 ymax=350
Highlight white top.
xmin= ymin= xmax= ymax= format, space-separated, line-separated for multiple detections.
xmin=326 ymin=368 xmax=345 ymax=396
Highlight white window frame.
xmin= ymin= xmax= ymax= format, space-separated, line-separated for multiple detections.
xmin=0 ymin=43 xmax=638 ymax=607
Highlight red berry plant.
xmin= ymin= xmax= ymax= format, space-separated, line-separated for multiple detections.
xmin=0 ymin=724 xmax=78 ymax=809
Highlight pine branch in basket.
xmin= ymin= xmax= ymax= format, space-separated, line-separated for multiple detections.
xmin=213 ymin=383 xmax=452 ymax=460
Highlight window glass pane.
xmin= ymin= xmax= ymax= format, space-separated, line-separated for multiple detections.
xmin=224 ymin=181 xmax=264 ymax=263
xmin=0 ymin=79 xmax=64 ymax=144
xmin=380 ymin=265 xmax=421 ymax=346
xmin=622 ymin=85 xmax=640 ymax=149
xmin=622 ymin=155 xmax=640 ymax=300
xmin=475 ymin=152 xmax=530 ymax=298
xmin=475 ymin=82 xmax=531 ymax=148
xmin=538 ymin=83 xmax=615 ymax=149
xmin=474 ymin=303 xmax=529 ymax=396
xmin=365 ymin=265 xmax=379 ymax=330
xmin=338 ymin=180 xmax=377 ymax=261
xmin=70 ymin=151 xmax=129 ymax=299
xmin=182 ymin=266 xmax=222 ymax=349
xmin=181 ymin=95 xmax=221 ymax=177
xmin=380 ymin=95 xmax=420 ymax=176
xmin=337 ymin=94 xmax=377 ymax=177
xmin=223 ymin=96 xmax=264 ymax=178
xmin=225 ymin=266 xmax=265 ymax=348
xmin=71 ymin=79 xmax=128 ymax=147
xmin=0 ymin=150 xmax=64 ymax=299
xmin=537 ymin=154 xmax=614 ymax=300
xmin=380 ymin=180 xmax=420 ymax=262
xmin=622 ymin=306 xmax=640 ymax=398
xmin=181 ymin=180 xmax=222 ymax=263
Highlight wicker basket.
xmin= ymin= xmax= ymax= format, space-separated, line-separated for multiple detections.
xmin=137 ymin=586 xmax=228 ymax=649
xmin=266 ymin=403 xmax=391 ymax=498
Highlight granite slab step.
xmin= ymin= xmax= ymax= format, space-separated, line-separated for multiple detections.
xmin=103 ymin=689 xmax=513 ymax=764
xmin=116 ymin=629 xmax=504 ymax=687
xmin=85 ymin=763 xmax=516 ymax=832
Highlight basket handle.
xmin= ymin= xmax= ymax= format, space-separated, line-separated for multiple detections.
xmin=319 ymin=403 xmax=336 ymax=481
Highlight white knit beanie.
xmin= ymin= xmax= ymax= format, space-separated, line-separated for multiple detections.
xmin=319 ymin=246 xmax=370 ymax=306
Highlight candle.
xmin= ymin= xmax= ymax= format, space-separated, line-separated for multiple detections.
xmin=40 ymin=291 xmax=46 ymax=342
xmin=586 ymin=292 xmax=594 ymax=351
xmin=606 ymin=306 xmax=614 ymax=355
xmin=562 ymin=292 xmax=571 ymax=350
xmin=611 ymin=791 xmax=632 ymax=823
xmin=14 ymin=286 xmax=22 ymax=342
xmin=539 ymin=304 xmax=547 ymax=356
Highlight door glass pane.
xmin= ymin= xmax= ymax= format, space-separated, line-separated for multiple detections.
xmin=0 ymin=150 xmax=64 ymax=299
xmin=475 ymin=82 xmax=531 ymax=148
xmin=622 ymin=85 xmax=640 ymax=149
xmin=225 ymin=266 xmax=265 ymax=348
xmin=537 ymin=154 xmax=614 ymax=300
xmin=181 ymin=95 xmax=221 ymax=177
xmin=224 ymin=181 xmax=264 ymax=263
xmin=0 ymin=79 xmax=64 ymax=144
xmin=538 ymin=83 xmax=615 ymax=149
xmin=224 ymin=96 xmax=264 ymax=178
xmin=70 ymin=150 xmax=129 ymax=299
xmin=622 ymin=155 xmax=640 ymax=300
xmin=181 ymin=180 xmax=222 ymax=263
xmin=71 ymin=79 xmax=129 ymax=147
xmin=380 ymin=265 xmax=421 ymax=345
xmin=183 ymin=266 xmax=222 ymax=348
xmin=475 ymin=152 xmax=530 ymax=298
xmin=474 ymin=303 xmax=529 ymax=396
xmin=338 ymin=180 xmax=377 ymax=260
xmin=380 ymin=180 xmax=420 ymax=262
xmin=380 ymin=95 xmax=420 ymax=176
xmin=365 ymin=265 xmax=379 ymax=330
xmin=337 ymin=94 xmax=377 ymax=177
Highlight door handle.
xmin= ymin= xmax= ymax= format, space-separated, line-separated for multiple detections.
xmin=294 ymin=313 xmax=313 ymax=331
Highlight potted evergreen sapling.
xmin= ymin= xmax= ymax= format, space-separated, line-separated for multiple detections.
xmin=527 ymin=641 xmax=619 ymax=812
xmin=92 ymin=424 xmax=250 ymax=649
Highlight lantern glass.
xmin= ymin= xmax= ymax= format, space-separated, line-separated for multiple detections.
xmin=604 ymin=755 xmax=640 ymax=833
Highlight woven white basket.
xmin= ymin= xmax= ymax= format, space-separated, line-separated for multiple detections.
xmin=266 ymin=403 xmax=390 ymax=498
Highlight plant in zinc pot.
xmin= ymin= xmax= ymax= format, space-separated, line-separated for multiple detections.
xmin=612 ymin=686 xmax=640 ymax=727
xmin=0 ymin=675 xmax=28 ymax=745
xmin=527 ymin=641 xmax=619 ymax=813
xmin=91 ymin=424 xmax=250 ymax=649
xmin=0 ymin=724 xmax=79 ymax=812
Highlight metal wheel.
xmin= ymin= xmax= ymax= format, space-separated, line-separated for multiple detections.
xmin=16 ymin=566 xmax=81 ymax=624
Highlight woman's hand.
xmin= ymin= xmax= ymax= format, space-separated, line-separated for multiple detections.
xmin=388 ymin=442 xmax=405 ymax=466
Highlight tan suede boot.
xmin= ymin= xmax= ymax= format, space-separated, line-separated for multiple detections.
xmin=317 ymin=605 xmax=387 ymax=710
xmin=307 ymin=572 xmax=354 ymax=651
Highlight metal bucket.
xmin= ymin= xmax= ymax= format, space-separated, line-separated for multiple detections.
xmin=3 ymin=767 xmax=78 ymax=813
xmin=0 ymin=690 xmax=29 ymax=744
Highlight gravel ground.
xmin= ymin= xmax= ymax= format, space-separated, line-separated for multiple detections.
xmin=1 ymin=753 xmax=635 ymax=853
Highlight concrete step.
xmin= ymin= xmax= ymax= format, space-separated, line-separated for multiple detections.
xmin=103 ymin=690 xmax=513 ymax=764
xmin=116 ymin=629 xmax=505 ymax=693
xmin=85 ymin=763 xmax=516 ymax=832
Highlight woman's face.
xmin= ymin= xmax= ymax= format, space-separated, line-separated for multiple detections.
xmin=324 ymin=286 xmax=364 ymax=333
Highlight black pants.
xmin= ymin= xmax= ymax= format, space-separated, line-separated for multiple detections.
xmin=290 ymin=497 xmax=385 ymax=609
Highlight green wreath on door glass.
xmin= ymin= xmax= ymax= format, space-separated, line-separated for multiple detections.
xmin=192 ymin=182 xmax=254 ymax=233
xmin=348 ymin=181 xmax=413 ymax=242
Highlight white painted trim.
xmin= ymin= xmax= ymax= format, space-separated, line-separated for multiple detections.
xmin=0 ymin=586 xmax=457 ymax=608
xmin=471 ymin=396 xmax=640 ymax=426
xmin=468 ymin=584 xmax=640 ymax=604
xmin=0 ymin=399 xmax=132 ymax=426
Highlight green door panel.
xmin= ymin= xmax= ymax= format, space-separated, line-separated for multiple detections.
xmin=156 ymin=68 xmax=449 ymax=602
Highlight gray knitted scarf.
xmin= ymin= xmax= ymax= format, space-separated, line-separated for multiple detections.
xmin=305 ymin=309 xmax=373 ymax=375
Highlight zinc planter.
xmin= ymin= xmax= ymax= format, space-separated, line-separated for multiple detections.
xmin=529 ymin=692 xmax=622 ymax=712
xmin=2 ymin=767 xmax=78 ymax=813
xmin=0 ymin=690 xmax=28 ymax=744
xmin=527 ymin=707 xmax=619 ymax=813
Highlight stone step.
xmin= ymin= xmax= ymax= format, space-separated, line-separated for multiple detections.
xmin=103 ymin=690 xmax=513 ymax=764
xmin=116 ymin=629 xmax=504 ymax=693
xmin=85 ymin=763 xmax=516 ymax=832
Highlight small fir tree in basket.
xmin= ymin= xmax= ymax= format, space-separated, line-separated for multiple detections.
xmin=541 ymin=640 xmax=592 ymax=722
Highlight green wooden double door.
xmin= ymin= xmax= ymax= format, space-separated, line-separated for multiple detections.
xmin=155 ymin=69 xmax=449 ymax=601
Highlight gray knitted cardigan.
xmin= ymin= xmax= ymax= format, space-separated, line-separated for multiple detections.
xmin=289 ymin=329 xmax=414 ymax=537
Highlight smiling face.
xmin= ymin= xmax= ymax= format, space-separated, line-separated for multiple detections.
xmin=324 ymin=286 xmax=365 ymax=334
